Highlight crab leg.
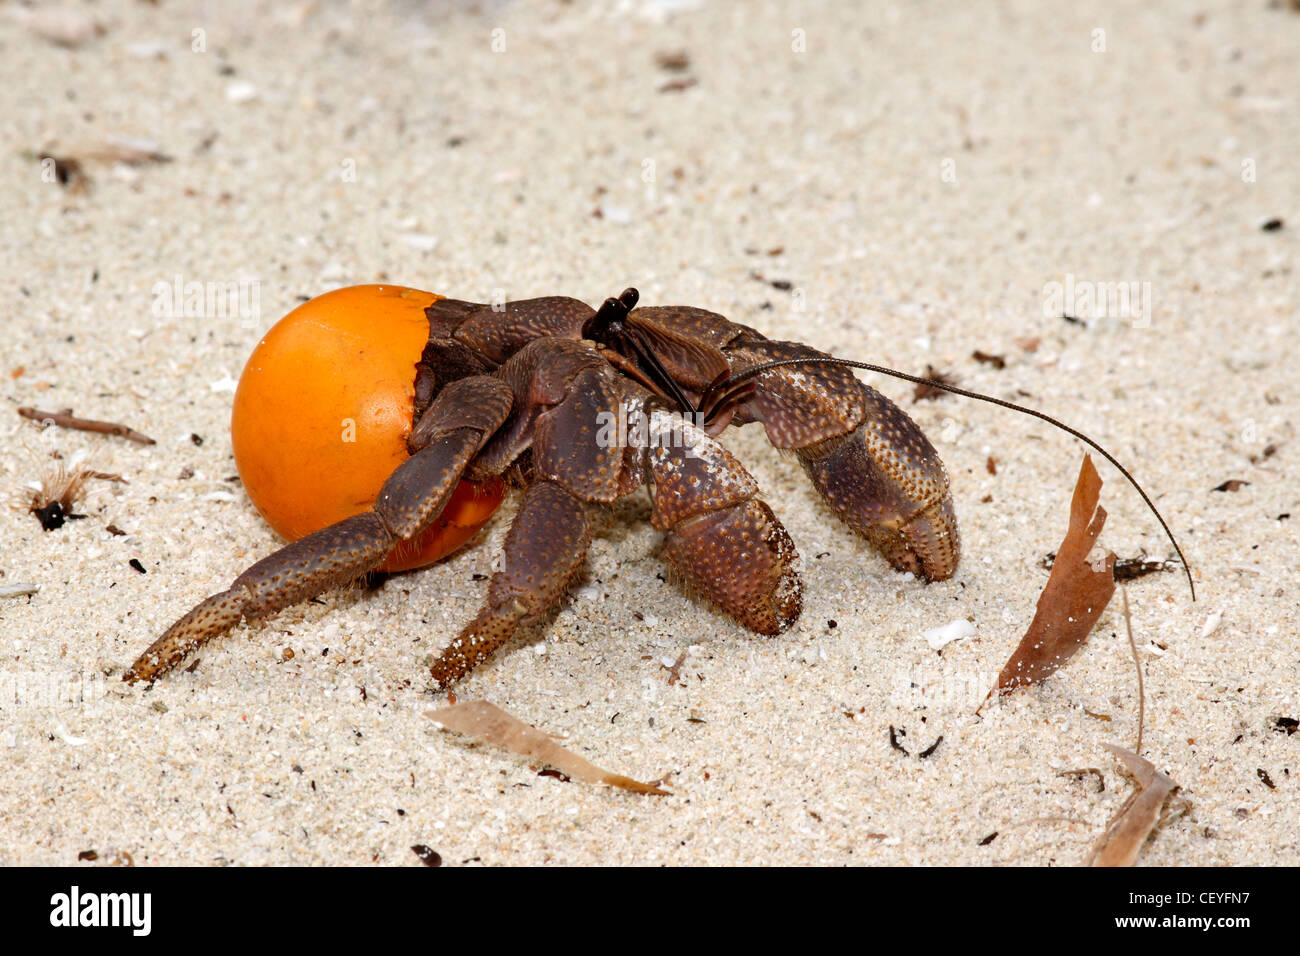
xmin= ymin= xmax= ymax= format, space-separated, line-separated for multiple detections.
xmin=643 ymin=411 xmax=802 ymax=634
xmin=124 ymin=376 xmax=513 ymax=683
xmin=428 ymin=340 xmax=643 ymax=686
xmin=625 ymin=311 xmax=953 ymax=581
xmin=695 ymin=338 xmax=952 ymax=582
xmin=429 ymin=480 xmax=590 ymax=688
xmin=796 ymin=417 xmax=958 ymax=581
xmin=619 ymin=308 xmax=958 ymax=581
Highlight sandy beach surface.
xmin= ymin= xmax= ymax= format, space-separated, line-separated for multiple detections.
xmin=2 ymin=0 xmax=1296 ymax=866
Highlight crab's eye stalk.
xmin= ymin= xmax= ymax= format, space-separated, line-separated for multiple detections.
xmin=581 ymin=286 xmax=640 ymax=343
xmin=617 ymin=286 xmax=639 ymax=311
xmin=581 ymin=286 xmax=696 ymax=415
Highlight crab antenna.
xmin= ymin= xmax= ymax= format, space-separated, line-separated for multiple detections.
xmin=703 ymin=356 xmax=1194 ymax=601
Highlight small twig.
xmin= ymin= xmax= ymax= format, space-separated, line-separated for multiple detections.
xmin=662 ymin=649 xmax=688 ymax=686
xmin=888 ymin=725 xmax=908 ymax=754
xmin=918 ymin=735 xmax=944 ymax=758
xmin=0 ymin=583 xmax=40 ymax=598
xmin=1121 ymin=586 xmax=1144 ymax=755
xmin=18 ymin=406 xmax=155 ymax=445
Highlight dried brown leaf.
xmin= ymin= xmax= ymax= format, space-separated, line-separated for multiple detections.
xmin=989 ymin=454 xmax=1116 ymax=699
xmin=654 ymin=49 xmax=691 ymax=71
xmin=1211 ymin=479 xmax=1249 ymax=492
xmin=410 ymin=845 xmax=442 ymax=867
xmin=657 ymin=77 xmax=698 ymax=93
xmin=18 ymin=462 xmax=105 ymax=531
xmin=428 ymin=700 xmax=668 ymax=795
xmin=1113 ymin=555 xmax=1178 ymax=581
xmin=1087 ymin=744 xmax=1178 ymax=866
xmin=912 ymin=365 xmax=958 ymax=402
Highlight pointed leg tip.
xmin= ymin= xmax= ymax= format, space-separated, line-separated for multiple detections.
xmin=122 ymin=662 xmax=156 ymax=686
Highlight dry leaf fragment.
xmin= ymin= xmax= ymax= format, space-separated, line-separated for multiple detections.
xmin=1211 ymin=479 xmax=1249 ymax=492
xmin=1087 ymin=744 xmax=1179 ymax=866
xmin=19 ymin=463 xmax=123 ymax=531
xmin=0 ymin=583 xmax=41 ymax=599
xmin=654 ymin=50 xmax=691 ymax=71
xmin=410 ymin=845 xmax=442 ymax=867
xmin=971 ymin=349 xmax=1007 ymax=369
xmin=1112 ymin=555 xmax=1179 ymax=581
xmin=428 ymin=700 xmax=668 ymax=796
xmin=912 ymin=365 xmax=958 ymax=402
xmin=988 ymin=455 xmax=1116 ymax=700
xmin=658 ymin=77 xmax=699 ymax=93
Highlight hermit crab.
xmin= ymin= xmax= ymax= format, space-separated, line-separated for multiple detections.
xmin=125 ymin=285 xmax=1188 ymax=687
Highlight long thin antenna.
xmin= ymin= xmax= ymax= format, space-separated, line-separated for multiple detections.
xmin=701 ymin=357 xmax=1195 ymax=601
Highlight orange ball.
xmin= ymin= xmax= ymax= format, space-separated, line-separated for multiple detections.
xmin=231 ymin=284 xmax=504 ymax=572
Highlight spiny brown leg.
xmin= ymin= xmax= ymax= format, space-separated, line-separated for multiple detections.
xmin=124 ymin=513 xmax=397 ymax=683
xmin=725 ymin=339 xmax=959 ymax=581
xmin=663 ymin=500 xmax=802 ymax=634
xmin=644 ymin=410 xmax=802 ymax=634
xmin=429 ymin=480 xmax=590 ymax=688
xmin=620 ymin=308 xmax=959 ymax=580
xmin=125 ymin=376 xmax=514 ymax=683
xmin=798 ymin=421 xmax=959 ymax=580
xmin=426 ymin=340 xmax=635 ymax=687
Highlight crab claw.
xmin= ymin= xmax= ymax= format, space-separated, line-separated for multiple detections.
xmin=798 ymin=415 xmax=960 ymax=582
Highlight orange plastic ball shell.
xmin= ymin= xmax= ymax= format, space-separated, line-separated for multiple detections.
xmin=231 ymin=284 xmax=504 ymax=573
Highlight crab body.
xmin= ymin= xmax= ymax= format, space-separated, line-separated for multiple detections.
xmin=127 ymin=287 xmax=958 ymax=686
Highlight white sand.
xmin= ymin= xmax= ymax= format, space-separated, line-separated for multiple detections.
xmin=2 ymin=0 xmax=1296 ymax=865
